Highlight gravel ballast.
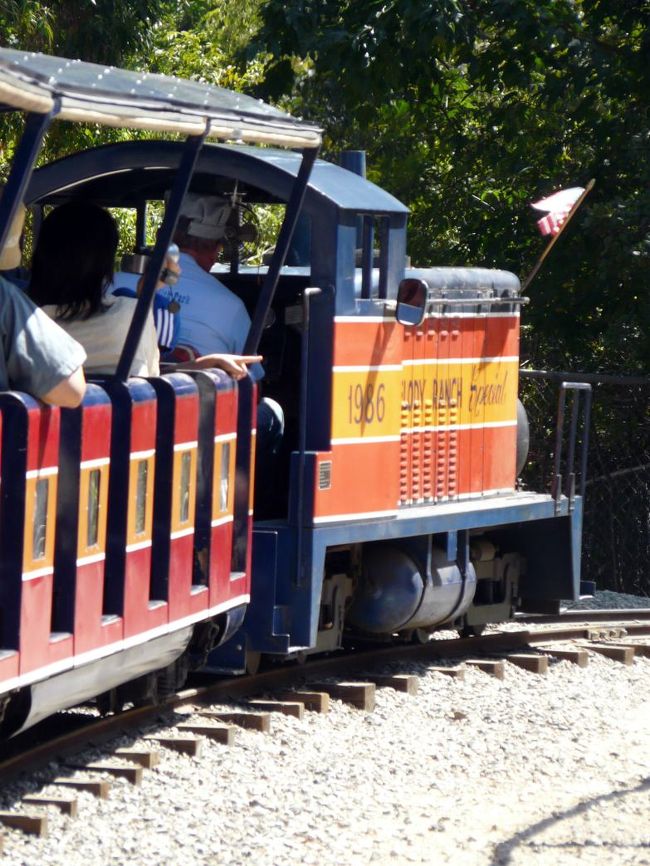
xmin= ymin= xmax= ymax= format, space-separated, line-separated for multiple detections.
xmin=1 ymin=615 xmax=649 ymax=864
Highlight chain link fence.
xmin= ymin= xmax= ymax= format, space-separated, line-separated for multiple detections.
xmin=519 ymin=370 xmax=650 ymax=597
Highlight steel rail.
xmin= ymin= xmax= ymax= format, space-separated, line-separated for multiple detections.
xmin=515 ymin=608 xmax=650 ymax=624
xmin=2 ymin=614 xmax=650 ymax=780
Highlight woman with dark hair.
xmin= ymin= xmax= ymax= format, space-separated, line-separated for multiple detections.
xmin=29 ymin=201 xmax=159 ymax=376
xmin=29 ymin=202 xmax=260 ymax=379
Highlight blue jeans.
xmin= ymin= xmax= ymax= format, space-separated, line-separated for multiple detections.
xmin=254 ymin=397 xmax=284 ymax=517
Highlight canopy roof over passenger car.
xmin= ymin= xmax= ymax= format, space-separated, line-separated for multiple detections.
xmin=0 ymin=48 xmax=322 ymax=375
xmin=0 ymin=47 xmax=321 ymax=148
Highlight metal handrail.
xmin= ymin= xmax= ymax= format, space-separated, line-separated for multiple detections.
xmin=425 ymin=296 xmax=529 ymax=307
xmin=551 ymin=382 xmax=592 ymax=513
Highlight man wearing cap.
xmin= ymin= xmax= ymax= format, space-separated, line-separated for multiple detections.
xmin=0 ymin=199 xmax=87 ymax=407
xmin=164 ymin=193 xmax=262 ymax=367
xmin=113 ymin=193 xmax=261 ymax=369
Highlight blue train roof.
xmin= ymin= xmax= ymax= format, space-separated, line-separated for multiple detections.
xmin=27 ymin=140 xmax=409 ymax=217
xmin=228 ymin=146 xmax=409 ymax=214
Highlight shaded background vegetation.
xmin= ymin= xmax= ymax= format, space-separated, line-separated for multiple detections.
xmin=0 ymin=0 xmax=648 ymax=589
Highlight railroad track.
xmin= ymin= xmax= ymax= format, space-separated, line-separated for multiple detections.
xmin=1 ymin=608 xmax=649 ymax=848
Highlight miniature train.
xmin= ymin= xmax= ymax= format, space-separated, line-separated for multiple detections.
xmin=0 ymin=48 xmax=588 ymax=736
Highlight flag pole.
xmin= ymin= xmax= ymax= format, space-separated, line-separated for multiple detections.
xmin=521 ymin=178 xmax=595 ymax=292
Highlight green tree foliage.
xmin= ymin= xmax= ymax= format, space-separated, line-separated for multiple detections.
xmin=0 ymin=0 xmax=168 ymax=64
xmin=0 ymin=0 xmax=173 ymax=170
xmin=0 ymin=1 xmax=267 ymax=162
xmin=252 ymin=0 xmax=650 ymax=371
xmin=0 ymin=1 xmax=267 ymax=248
xmin=142 ymin=0 xmax=268 ymax=91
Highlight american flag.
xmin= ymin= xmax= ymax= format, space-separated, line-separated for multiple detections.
xmin=531 ymin=187 xmax=585 ymax=236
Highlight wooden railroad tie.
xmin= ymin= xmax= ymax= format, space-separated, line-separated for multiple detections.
xmin=22 ymin=794 xmax=78 ymax=817
xmin=611 ymin=642 xmax=650 ymax=658
xmin=115 ymin=747 xmax=160 ymax=769
xmin=68 ymin=762 xmax=143 ymax=785
xmin=176 ymin=722 xmax=236 ymax=745
xmin=196 ymin=710 xmax=272 ymax=733
xmin=546 ymin=647 xmax=590 ymax=667
xmin=364 ymin=674 xmax=419 ymax=695
xmin=247 ymin=699 xmax=305 ymax=719
xmin=0 ymin=812 xmax=48 ymax=837
xmin=53 ymin=777 xmax=111 ymax=799
xmin=274 ymin=690 xmax=330 ymax=713
xmin=465 ymin=660 xmax=505 ymax=679
xmin=581 ymin=643 xmax=635 ymax=665
xmin=307 ymin=682 xmax=376 ymax=711
xmin=506 ymin=653 xmax=549 ymax=674
xmin=144 ymin=736 xmax=203 ymax=757
xmin=429 ymin=665 xmax=466 ymax=680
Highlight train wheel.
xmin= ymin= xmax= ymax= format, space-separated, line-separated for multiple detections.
xmin=156 ymin=665 xmax=178 ymax=701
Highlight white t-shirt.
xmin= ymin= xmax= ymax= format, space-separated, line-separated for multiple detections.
xmin=42 ymin=295 xmax=160 ymax=377
xmin=113 ymin=253 xmax=262 ymax=381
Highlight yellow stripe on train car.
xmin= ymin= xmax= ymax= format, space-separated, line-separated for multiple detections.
xmin=403 ymin=358 xmax=519 ymax=428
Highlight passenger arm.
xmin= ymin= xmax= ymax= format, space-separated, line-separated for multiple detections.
xmin=163 ymin=353 xmax=263 ymax=381
xmin=40 ymin=365 xmax=86 ymax=408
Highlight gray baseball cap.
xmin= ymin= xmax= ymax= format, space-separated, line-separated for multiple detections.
xmin=179 ymin=192 xmax=232 ymax=240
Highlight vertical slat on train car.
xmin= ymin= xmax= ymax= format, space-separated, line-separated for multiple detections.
xmin=0 ymin=395 xmax=73 ymax=674
xmin=230 ymin=376 xmax=255 ymax=596
xmin=191 ymin=370 xmax=238 ymax=609
xmin=400 ymin=322 xmax=416 ymax=506
xmin=104 ymin=380 xmax=165 ymax=638
xmin=434 ymin=305 xmax=452 ymax=501
xmin=149 ymin=374 xmax=203 ymax=621
xmin=469 ymin=300 xmax=488 ymax=495
xmin=447 ymin=306 xmax=463 ymax=500
xmin=458 ymin=300 xmax=481 ymax=497
xmin=421 ymin=310 xmax=436 ymax=504
xmin=410 ymin=318 xmax=426 ymax=504
xmin=207 ymin=373 xmax=238 ymax=606
xmin=482 ymin=300 xmax=519 ymax=492
xmin=52 ymin=386 xmax=118 ymax=655
xmin=211 ymin=424 xmax=237 ymax=603
xmin=0 ymin=408 xmax=19 ymax=683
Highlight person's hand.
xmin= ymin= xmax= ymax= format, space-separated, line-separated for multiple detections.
xmin=190 ymin=353 xmax=263 ymax=380
xmin=136 ymin=253 xmax=182 ymax=294
xmin=159 ymin=252 xmax=181 ymax=288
